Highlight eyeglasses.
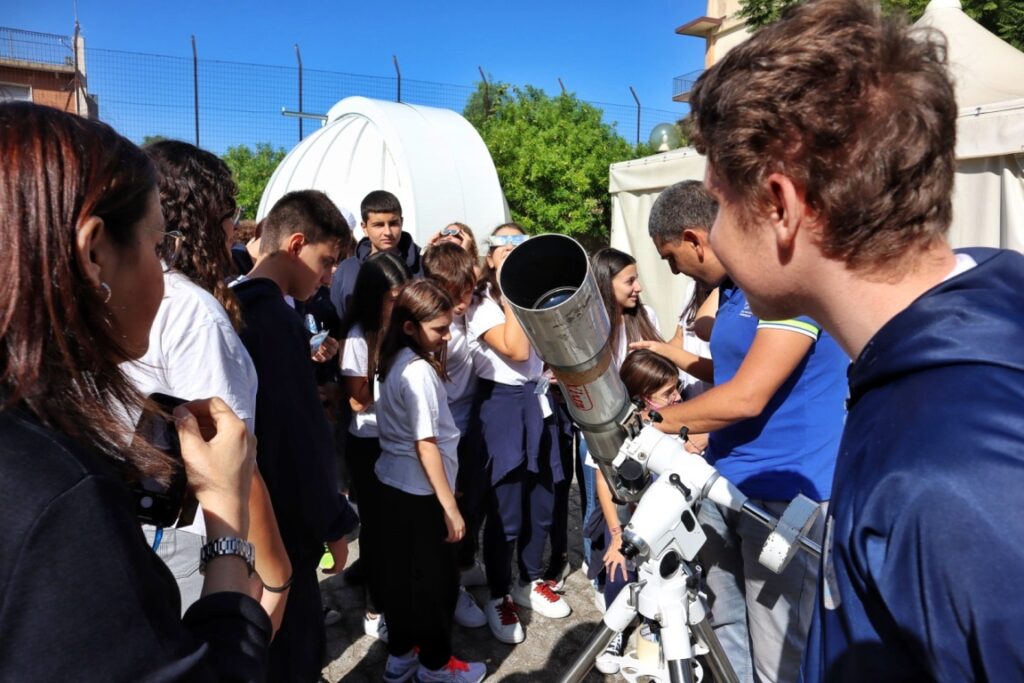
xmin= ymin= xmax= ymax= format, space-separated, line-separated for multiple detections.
xmin=488 ymin=234 xmax=528 ymax=249
xmin=229 ymin=206 xmax=242 ymax=227
xmin=155 ymin=229 xmax=186 ymax=270
xmin=440 ymin=226 xmax=464 ymax=240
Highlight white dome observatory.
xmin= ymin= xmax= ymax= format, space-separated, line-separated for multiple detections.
xmin=257 ymin=96 xmax=510 ymax=245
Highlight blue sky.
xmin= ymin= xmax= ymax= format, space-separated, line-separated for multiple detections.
xmin=5 ymin=1 xmax=709 ymax=152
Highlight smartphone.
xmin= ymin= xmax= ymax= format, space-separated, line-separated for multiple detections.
xmin=310 ymin=329 xmax=330 ymax=354
xmin=131 ymin=393 xmax=198 ymax=528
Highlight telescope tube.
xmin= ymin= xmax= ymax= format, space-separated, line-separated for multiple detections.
xmin=499 ymin=234 xmax=640 ymax=500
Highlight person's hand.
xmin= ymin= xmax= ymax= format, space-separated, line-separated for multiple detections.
xmin=603 ymin=531 xmax=629 ymax=582
xmin=312 ymin=335 xmax=339 ymax=363
xmin=174 ymin=398 xmax=255 ymax=537
xmin=322 ymin=537 xmax=349 ymax=574
xmin=685 ymin=432 xmax=709 ymax=454
xmin=426 ymin=229 xmax=444 ymax=248
xmin=443 ymin=505 xmax=466 ymax=543
xmin=629 ymin=339 xmax=674 ymax=358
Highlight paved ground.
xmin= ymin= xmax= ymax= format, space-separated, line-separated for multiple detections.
xmin=318 ymin=476 xmax=620 ymax=682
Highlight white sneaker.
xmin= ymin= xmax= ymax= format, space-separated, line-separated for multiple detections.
xmin=384 ymin=649 xmax=419 ymax=683
xmin=454 ymin=586 xmax=487 ymax=628
xmin=460 ymin=560 xmax=487 ymax=588
xmin=595 ymin=632 xmax=624 ymax=674
xmin=364 ymin=612 xmax=389 ymax=642
xmin=593 ymin=589 xmax=606 ymax=614
xmin=413 ymin=656 xmax=486 ymax=682
xmin=511 ymin=578 xmax=571 ymax=619
xmin=485 ymin=596 xmax=525 ymax=644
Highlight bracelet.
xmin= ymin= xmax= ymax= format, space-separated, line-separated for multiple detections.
xmin=199 ymin=537 xmax=255 ymax=576
xmin=262 ymin=575 xmax=293 ymax=594
xmin=609 ymin=526 xmax=622 ymax=535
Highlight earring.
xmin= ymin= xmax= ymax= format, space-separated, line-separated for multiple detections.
xmin=99 ymin=282 xmax=112 ymax=304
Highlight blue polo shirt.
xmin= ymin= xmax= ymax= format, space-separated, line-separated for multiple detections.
xmin=706 ymin=283 xmax=848 ymax=501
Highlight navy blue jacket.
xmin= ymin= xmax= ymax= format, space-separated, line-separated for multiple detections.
xmin=802 ymin=248 xmax=1024 ymax=682
xmin=329 ymin=232 xmax=422 ymax=322
xmin=233 ymin=277 xmax=358 ymax=565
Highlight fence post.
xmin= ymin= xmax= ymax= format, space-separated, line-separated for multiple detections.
xmin=295 ymin=44 xmax=304 ymax=141
xmin=478 ymin=66 xmax=490 ymax=119
xmin=629 ymin=86 xmax=640 ymax=147
xmin=558 ymin=77 xmax=566 ymax=95
xmin=393 ymin=55 xmax=401 ymax=103
xmin=191 ymin=35 xmax=199 ymax=146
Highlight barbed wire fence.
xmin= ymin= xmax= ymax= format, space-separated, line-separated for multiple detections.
xmin=81 ymin=46 xmax=683 ymax=155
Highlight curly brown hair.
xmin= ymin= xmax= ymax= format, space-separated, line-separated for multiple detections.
xmin=144 ymin=140 xmax=243 ymax=329
xmin=690 ymin=0 xmax=957 ymax=272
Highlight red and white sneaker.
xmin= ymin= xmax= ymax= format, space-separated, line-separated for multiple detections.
xmin=511 ymin=578 xmax=571 ymax=618
xmin=413 ymin=656 xmax=486 ymax=683
xmin=485 ymin=595 xmax=525 ymax=644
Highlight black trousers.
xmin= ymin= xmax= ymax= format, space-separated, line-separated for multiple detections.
xmin=346 ymin=432 xmax=384 ymax=613
xmin=380 ymin=483 xmax=458 ymax=670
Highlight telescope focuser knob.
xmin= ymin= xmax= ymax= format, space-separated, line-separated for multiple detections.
xmin=616 ymin=458 xmax=648 ymax=497
xmin=620 ymin=539 xmax=640 ymax=560
xmin=648 ymin=410 xmax=663 ymax=424
xmin=678 ymin=426 xmax=690 ymax=442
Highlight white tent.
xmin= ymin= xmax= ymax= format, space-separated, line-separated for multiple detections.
xmin=610 ymin=0 xmax=1024 ymax=333
xmin=258 ymin=96 xmax=509 ymax=246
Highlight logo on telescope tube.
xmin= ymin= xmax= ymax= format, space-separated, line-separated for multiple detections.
xmin=565 ymin=383 xmax=594 ymax=412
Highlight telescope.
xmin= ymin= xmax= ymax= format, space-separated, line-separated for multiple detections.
xmin=500 ymin=234 xmax=823 ymax=683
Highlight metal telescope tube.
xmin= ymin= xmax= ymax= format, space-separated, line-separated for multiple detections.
xmin=499 ymin=234 xmax=640 ymax=501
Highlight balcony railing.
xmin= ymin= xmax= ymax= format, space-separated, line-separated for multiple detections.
xmin=0 ymin=27 xmax=74 ymax=70
xmin=672 ymin=69 xmax=704 ymax=103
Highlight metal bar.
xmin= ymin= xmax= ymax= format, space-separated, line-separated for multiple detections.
xmin=393 ymin=55 xmax=401 ymax=103
xmin=191 ymin=35 xmax=199 ymax=146
xmin=629 ymin=86 xmax=641 ymax=147
xmin=741 ymin=501 xmax=823 ymax=557
xmin=693 ymin=618 xmax=741 ymax=683
xmin=280 ymin=108 xmax=327 ymax=121
xmin=557 ymin=623 xmax=617 ymax=683
xmin=478 ymin=66 xmax=489 ymax=119
xmin=558 ymin=77 xmax=566 ymax=95
xmin=295 ymin=44 xmax=303 ymax=141
xmin=667 ymin=659 xmax=693 ymax=683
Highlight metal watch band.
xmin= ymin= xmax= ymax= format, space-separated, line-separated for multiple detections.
xmin=199 ymin=536 xmax=255 ymax=576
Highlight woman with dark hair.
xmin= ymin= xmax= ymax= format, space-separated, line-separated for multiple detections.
xmin=0 ymin=103 xmax=268 ymax=679
xmin=590 ymin=247 xmax=662 ymax=365
xmin=124 ymin=139 xmax=291 ymax=631
xmin=339 ymin=251 xmax=411 ymax=641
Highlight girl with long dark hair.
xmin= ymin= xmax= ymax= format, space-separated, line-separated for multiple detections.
xmin=0 ymin=102 xmax=268 ymax=679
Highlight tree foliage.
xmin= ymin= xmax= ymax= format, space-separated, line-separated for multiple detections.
xmin=464 ymin=82 xmax=641 ymax=248
xmin=738 ymin=0 xmax=1024 ymax=50
xmin=221 ymin=143 xmax=287 ymax=219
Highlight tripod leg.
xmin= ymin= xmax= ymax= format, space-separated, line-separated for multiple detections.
xmin=558 ymin=623 xmax=617 ymax=683
xmin=667 ymin=659 xmax=696 ymax=683
xmin=692 ymin=617 xmax=740 ymax=683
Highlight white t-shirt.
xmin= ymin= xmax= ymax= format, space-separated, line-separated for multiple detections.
xmin=341 ymin=324 xmax=381 ymax=438
xmin=124 ymin=270 xmax=259 ymax=535
xmin=446 ymin=314 xmax=477 ymax=431
xmin=613 ymin=304 xmax=662 ymax=369
xmin=375 ymin=347 xmax=460 ymax=496
xmin=466 ymin=293 xmax=544 ymax=385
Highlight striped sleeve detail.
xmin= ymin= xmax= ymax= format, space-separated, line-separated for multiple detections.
xmin=757 ymin=317 xmax=821 ymax=340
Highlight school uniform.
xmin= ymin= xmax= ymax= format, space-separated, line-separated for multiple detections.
xmin=340 ymin=323 xmax=385 ymax=613
xmin=376 ymin=347 xmax=461 ymax=670
xmin=466 ymin=293 xmax=566 ymax=598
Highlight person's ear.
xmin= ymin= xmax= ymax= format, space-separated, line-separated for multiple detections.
xmin=682 ymin=228 xmax=706 ymax=262
xmin=74 ymin=215 xmax=108 ymax=288
xmin=402 ymin=320 xmax=416 ymax=336
xmin=286 ymin=232 xmax=306 ymax=258
xmin=765 ymin=173 xmax=810 ymax=259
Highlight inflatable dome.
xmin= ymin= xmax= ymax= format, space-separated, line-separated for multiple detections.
xmin=257 ymin=96 xmax=510 ymax=246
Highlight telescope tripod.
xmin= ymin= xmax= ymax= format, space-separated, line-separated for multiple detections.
xmin=560 ymin=513 xmax=738 ymax=683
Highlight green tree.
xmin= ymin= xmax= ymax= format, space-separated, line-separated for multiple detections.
xmin=141 ymin=134 xmax=169 ymax=146
xmin=739 ymin=0 xmax=1024 ymax=50
xmin=464 ymin=83 xmax=640 ymax=248
xmin=221 ymin=143 xmax=287 ymax=219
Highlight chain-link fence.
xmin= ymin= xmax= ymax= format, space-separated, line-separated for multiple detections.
xmin=4 ymin=27 xmax=686 ymax=155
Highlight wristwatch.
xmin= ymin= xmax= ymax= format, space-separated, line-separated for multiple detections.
xmin=199 ymin=537 xmax=255 ymax=576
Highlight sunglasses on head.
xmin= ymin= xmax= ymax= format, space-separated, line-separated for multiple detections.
xmin=489 ymin=234 xmax=528 ymax=249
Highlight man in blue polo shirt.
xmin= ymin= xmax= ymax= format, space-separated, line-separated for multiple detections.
xmin=637 ymin=180 xmax=849 ymax=683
